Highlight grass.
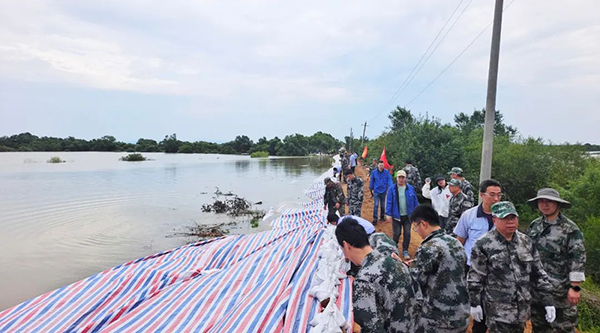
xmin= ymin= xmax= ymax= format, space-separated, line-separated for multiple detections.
xmin=47 ymin=156 xmax=65 ymax=163
xmin=250 ymin=151 xmax=269 ymax=158
xmin=120 ymin=153 xmax=147 ymax=162
xmin=579 ymin=280 xmax=600 ymax=332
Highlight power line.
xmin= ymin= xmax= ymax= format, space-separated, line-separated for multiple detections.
xmin=368 ymin=0 xmax=467 ymax=123
xmin=405 ymin=0 xmax=518 ymax=107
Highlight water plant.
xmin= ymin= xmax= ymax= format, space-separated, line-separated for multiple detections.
xmin=120 ymin=153 xmax=147 ymax=161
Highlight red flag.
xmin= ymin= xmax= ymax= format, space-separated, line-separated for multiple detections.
xmin=380 ymin=147 xmax=394 ymax=174
xmin=361 ymin=146 xmax=368 ymax=159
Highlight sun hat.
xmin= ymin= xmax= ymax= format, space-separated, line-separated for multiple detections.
xmin=527 ymin=188 xmax=571 ymax=209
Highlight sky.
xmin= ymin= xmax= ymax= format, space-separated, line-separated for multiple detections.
xmin=1 ymin=0 xmax=598 ymax=144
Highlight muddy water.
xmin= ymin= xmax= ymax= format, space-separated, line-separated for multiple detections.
xmin=0 ymin=152 xmax=332 ymax=310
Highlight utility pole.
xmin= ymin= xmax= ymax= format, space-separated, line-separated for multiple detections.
xmin=360 ymin=122 xmax=368 ymax=149
xmin=349 ymin=128 xmax=354 ymax=152
xmin=480 ymin=0 xmax=504 ymax=182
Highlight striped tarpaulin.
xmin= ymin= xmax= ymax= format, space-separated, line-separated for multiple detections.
xmin=0 ymin=169 xmax=352 ymax=332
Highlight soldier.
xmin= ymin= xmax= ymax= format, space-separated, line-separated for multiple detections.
xmin=448 ymin=167 xmax=474 ymax=204
xmin=323 ymin=177 xmax=345 ymax=216
xmin=406 ymin=204 xmax=470 ymax=333
xmin=335 ymin=218 xmax=419 ymax=332
xmin=340 ymin=152 xmax=350 ymax=183
xmin=345 ymin=169 xmax=364 ymax=216
xmin=404 ymin=160 xmax=423 ymax=191
xmin=468 ymin=201 xmax=556 ymax=332
xmin=446 ymin=179 xmax=473 ymax=234
xmin=527 ymin=188 xmax=586 ymax=333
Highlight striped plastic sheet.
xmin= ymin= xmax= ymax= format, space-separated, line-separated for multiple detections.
xmin=0 ymin=168 xmax=352 ymax=332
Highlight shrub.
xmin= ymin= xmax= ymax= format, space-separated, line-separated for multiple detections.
xmin=47 ymin=156 xmax=65 ymax=163
xmin=120 ymin=153 xmax=147 ymax=162
xmin=250 ymin=151 xmax=269 ymax=158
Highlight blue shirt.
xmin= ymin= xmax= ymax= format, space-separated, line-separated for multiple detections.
xmin=349 ymin=153 xmax=358 ymax=167
xmin=369 ymin=169 xmax=392 ymax=195
xmin=339 ymin=215 xmax=375 ymax=234
xmin=453 ymin=205 xmax=495 ymax=266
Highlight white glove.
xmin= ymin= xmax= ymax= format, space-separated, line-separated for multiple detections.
xmin=545 ymin=306 xmax=556 ymax=323
xmin=470 ymin=305 xmax=483 ymax=322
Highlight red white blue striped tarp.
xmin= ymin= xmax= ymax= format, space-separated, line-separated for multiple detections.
xmin=0 ymin=170 xmax=352 ymax=332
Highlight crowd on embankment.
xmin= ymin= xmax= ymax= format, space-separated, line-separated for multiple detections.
xmin=322 ymin=149 xmax=587 ymax=333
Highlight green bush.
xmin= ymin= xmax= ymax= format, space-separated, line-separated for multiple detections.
xmin=582 ymin=216 xmax=600 ymax=284
xmin=120 ymin=153 xmax=147 ymax=162
xmin=47 ymin=156 xmax=65 ymax=163
xmin=250 ymin=151 xmax=269 ymax=158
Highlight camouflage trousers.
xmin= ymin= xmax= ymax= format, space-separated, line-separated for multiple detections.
xmin=348 ymin=203 xmax=362 ymax=216
xmin=487 ymin=320 xmax=525 ymax=333
xmin=415 ymin=317 xmax=468 ymax=333
xmin=531 ymin=303 xmax=577 ymax=333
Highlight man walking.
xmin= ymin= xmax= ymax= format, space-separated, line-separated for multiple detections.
xmin=369 ymin=160 xmax=392 ymax=224
xmin=422 ymin=174 xmax=451 ymax=228
xmin=340 ymin=151 xmax=350 ymax=183
xmin=345 ymin=169 xmax=364 ymax=217
xmin=408 ymin=204 xmax=470 ymax=333
xmin=349 ymin=151 xmax=358 ymax=174
xmin=323 ymin=177 xmax=345 ymax=216
xmin=527 ymin=188 xmax=586 ymax=332
xmin=468 ymin=201 xmax=556 ymax=332
xmin=404 ymin=160 xmax=423 ymax=190
xmin=453 ymin=179 xmax=502 ymax=333
xmin=448 ymin=167 xmax=474 ymax=204
xmin=385 ymin=170 xmax=419 ymax=260
xmin=335 ymin=218 xmax=419 ymax=332
xmin=446 ymin=179 xmax=473 ymax=234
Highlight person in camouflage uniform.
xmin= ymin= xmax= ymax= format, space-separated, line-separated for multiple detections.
xmin=340 ymin=152 xmax=350 ymax=183
xmin=335 ymin=218 xmax=419 ymax=332
xmin=345 ymin=169 xmax=364 ymax=216
xmin=526 ymin=188 xmax=586 ymax=333
xmin=323 ymin=177 xmax=345 ymax=216
xmin=448 ymin=167 xmax=474 ymax=204
xmin=446 ymin=179 xmax=473 ymax=234
xmin=408 ymin=204 xmax=470 ymax=333
xmin=404 ymin=160 xmax=423 ymax=191
xmin=468 ymin=201 xmax=556 ymax=332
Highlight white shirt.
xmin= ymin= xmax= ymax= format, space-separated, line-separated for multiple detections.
xmin=338 ymin=215 xmax=375 ymax=234
xmin=453 ymin=205 xmax=494 ymax=266
xmin=421 ymin=183 xmax=451 ymax=217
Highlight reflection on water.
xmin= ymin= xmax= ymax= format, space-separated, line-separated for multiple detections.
xmin=0 ymin=152 xmax=332 ymax=311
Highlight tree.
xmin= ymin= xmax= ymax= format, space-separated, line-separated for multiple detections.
xmin=454 ymin=109 xmax=517 ymax=137
xmin=231 ymin=135 xmax=253 ymax=154
xmin=161 ymin=133 xmax=180 ymax=153
xmin=388 ymin=106 xmax=414 ymax=132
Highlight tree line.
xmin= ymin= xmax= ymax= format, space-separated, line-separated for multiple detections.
xmin=0 ymin=131 xmax=343 ymax=156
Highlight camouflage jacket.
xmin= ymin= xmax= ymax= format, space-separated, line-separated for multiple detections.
xmin=460 ymin=179 xmax=475 ymax=204
xmin=468 ymin=229 xmax=554 ymax=324
xmin=527 ymin=213 xmax=586 ymax=307
xmin=446 ymin=192 xmax=473 ymax=234
xmin=340 ymin=155 xmax=350 ymax=170
xmin=369 ymin=232 xmax=399 ymax=257
xmin=404 ymin=165 xmax=422 ymax=189
xmin=324 ymin=183 xmax=345 ymax=208
xmin=354 ymin=250 xmax=420 ymax=332
xmin=410 ymin=229 xmax=469 ymax=330
xmin=346 ymin=177 xmax=364 ymax=205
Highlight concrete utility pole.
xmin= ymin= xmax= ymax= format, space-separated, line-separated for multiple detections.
xmin=480 ymin=0 xmax=504 ymax=182
xmin=360 ymin=122 xmax=368 ymax=149
xmin=349 ymin=128 xmax=354 ymax=152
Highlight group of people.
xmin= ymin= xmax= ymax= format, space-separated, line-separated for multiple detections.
xmin=324 ymin=158 xmax=586 ymax=333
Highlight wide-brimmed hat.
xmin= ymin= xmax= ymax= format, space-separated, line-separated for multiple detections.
xmin=527 ymin=188 xmax=571 ymax=209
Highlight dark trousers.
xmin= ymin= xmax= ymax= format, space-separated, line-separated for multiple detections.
xmin=466 ymin=263 xmax=488 ymax=333
xmin=373 ymin=193 xmax=386 ymax=220
xmin=393 ymin=215 xmax=411 ymax=252
xmin=439 ymin=216 xmax=448 ymax=229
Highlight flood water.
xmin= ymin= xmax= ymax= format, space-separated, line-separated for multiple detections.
xmin=0 ymin=152 xmax=332 ymax=311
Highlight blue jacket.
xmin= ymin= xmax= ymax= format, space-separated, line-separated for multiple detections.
xmin=386 ymin=183 xmax=419 ymax=219
xmin=369 ymin=169 xmax=392 ymax=195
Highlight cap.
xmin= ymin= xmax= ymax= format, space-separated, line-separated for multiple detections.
xmin=324 ymin=177 xmax=332 ymax=185
xmin=395 ymin=170 xmax=407 ymax=178
xmin=435 ymin=174 xmax=445 ymax=182
xmin=448 ymin=179 xmax=461 ymax=187
xmin=448 ymin=167 xmax=463 ymax=176
xmin=527 ymin=188 xmax=571 ymax=209
xmin=491 ymin=201 xmax=519 ymax=218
